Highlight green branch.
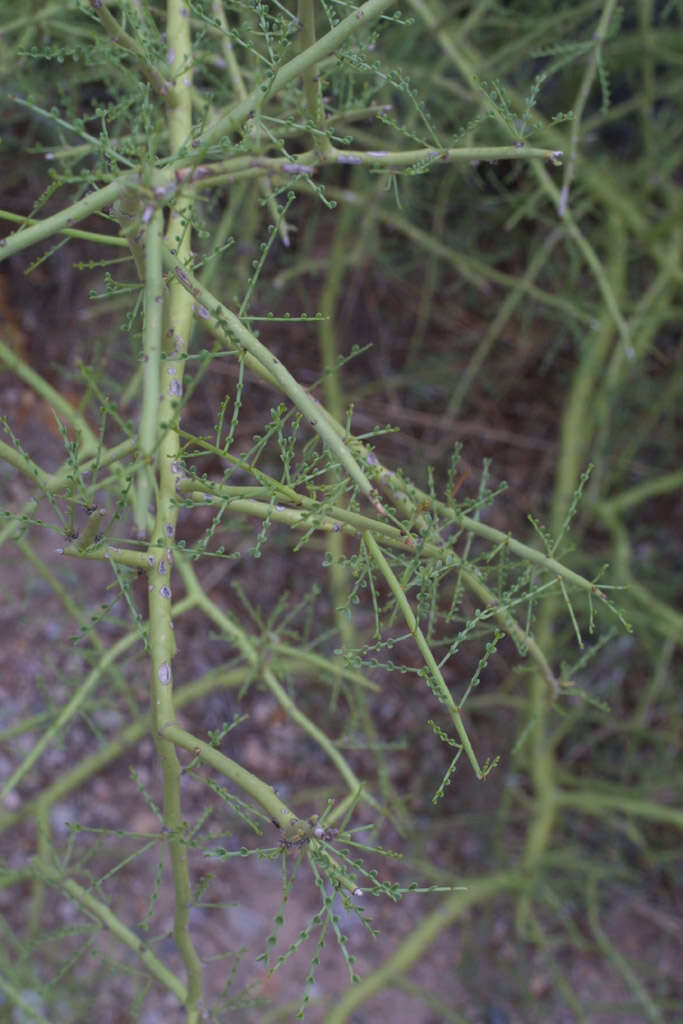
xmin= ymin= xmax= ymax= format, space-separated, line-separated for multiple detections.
xmin=164 ymin=249 xmax=383 ymax=509
xmin=192 ymin=0 xmax=397 ymax=157
xmin=90 ymin=0 xmax=172 ymax=99
xmin=0 ymin=178 xmax=136 ymax=262
xmin=0 ymin=337 xmax=99 ymax=454
xmin=159 ymin=722 xmax=312 ymax=844
xmin=177 ymin=558 xmax=377 ymax=809
xmin=363 ymin=531 xmax=483 ymax=778
xmin=325 ymin=872 xmax=519 ymax=1023
xmin=31 ymin=860 xmax=187 ymax=1004
xmin=135 ymin=204 xmax=165 ymax=533
xmin=0 ymin=632 xmax=141 ymax=802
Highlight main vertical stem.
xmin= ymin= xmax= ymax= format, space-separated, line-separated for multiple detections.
xmin=147 ymin=1 xmax=203 ymax=1018
xmin=136 ymin=205 xmax=164 ymax=532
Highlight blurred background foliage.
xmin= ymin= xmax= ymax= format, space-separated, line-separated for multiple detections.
xmin=1 ymin=0 xmax=682 ymax=1021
